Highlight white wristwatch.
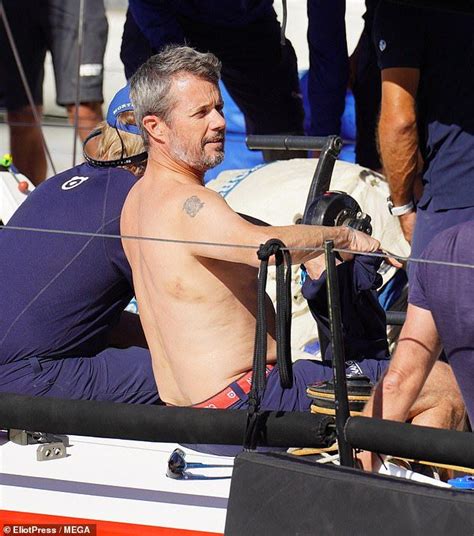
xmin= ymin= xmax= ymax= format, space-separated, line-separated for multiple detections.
xmin=387 ymin=197 xmax=415 ymax=217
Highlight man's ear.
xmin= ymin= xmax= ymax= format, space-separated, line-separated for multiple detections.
xmin=142 ymin=115 xmax=166 ymax=143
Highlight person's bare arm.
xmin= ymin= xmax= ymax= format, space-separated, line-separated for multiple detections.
xmin=180 ymin=187 xmax=380 ymax=267
xmin=359 ymin=304 xmax=441 ymax=470
xmin=378 ymin=67 xmax=421 ymax=243
xmin=365 ymin=304 xmax=441 ymax=422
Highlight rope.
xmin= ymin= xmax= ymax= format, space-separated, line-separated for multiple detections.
xmin=268 ymin=244 xmax=293 ymax=389
xmin=244 ymin=239 xmax=293 ymax=451
xmin=1 ymin=224 xmax=474 ymax=271
xmin=290 ymin=448 xmax=474 ymax=475
xmin=256 ymin=239 xmax=293 ymax=390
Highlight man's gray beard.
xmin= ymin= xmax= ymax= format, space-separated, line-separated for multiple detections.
xmin=169 ymin=135 xmax=224 ymax=172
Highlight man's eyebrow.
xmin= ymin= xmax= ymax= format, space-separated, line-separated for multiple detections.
xmin=190 ymin=101 xmax=224 ymax=115
xmin=190 ymin=104 xmax=209 ymax=114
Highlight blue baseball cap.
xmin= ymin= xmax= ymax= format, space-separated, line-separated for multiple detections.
xmin=106 ymin=84 xmax=141 ymax=136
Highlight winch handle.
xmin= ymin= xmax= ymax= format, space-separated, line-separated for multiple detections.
xmin=302 ymin=136 xmax=343 ymax=224
xmin=245 ymin=135 xmax=343 ymax=225
xmin=246 ymin=135 xmax=330 ymax=151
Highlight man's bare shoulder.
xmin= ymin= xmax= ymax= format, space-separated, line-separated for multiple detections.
xmin=178 ymin=185 xmax=225 ymax=220
xmin=121 ymin=178 xmax=141 ymax=229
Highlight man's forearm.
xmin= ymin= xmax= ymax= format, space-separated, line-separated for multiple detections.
xmin=363 ymin=306 xmax=441 ymax=423
xmin=363 ymin=365 xmax=426 ymax=423
xmin=359 ymin=341 xmax=438 ymax=474
xmin=259 ymin=224 xmax=359 ymax=265
xmin=378 ymin=115 xmax=419 ymax=206
xmin=378 ymin=69 xmax=421 ymax=206
xmin=185 ymin=189 xmax=378 ymax=267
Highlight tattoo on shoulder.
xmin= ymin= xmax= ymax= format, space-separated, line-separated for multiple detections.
xmin=183 ymin=195 xmax=205 ymax=217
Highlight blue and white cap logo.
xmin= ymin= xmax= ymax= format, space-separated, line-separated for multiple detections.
xmin=379 ymin=39 xmax=387 ymax=52
xmin=61 ymin=176 xmax=90 ymax=190
xmin=106 ymin=84 xmax=140 ymax=136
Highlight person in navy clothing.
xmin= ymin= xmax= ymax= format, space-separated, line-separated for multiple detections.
xmin=0 ymin=86 xmax=160 ymax=404
xmin=125 ymin=0 xmax=305 ymax=161
xmin=306 ymin=0 xmax=348 ymax=140
xmin=374 ymin=1 xmax=474 ymax=259
xmin=360 ymin=221 xmax=473 ymax=470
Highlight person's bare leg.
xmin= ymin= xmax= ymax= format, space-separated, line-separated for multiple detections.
xmin=66 ymin=101 xmax=103 ymax=156
xmin=408 ymin=361 xmax=466 ymax=430
xmin=406 ymin=362 xmax=465 ymax=479
xmin=8 ymin=106 xmax=46 ymax=186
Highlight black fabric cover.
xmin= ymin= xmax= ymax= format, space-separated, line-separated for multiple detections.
xmin=346 ymin=416 xmax=474 ymax=469
xmin=302 ymin=255 xmax=389 ymax=361
xmin=0 ymin=393 xmax=334 ymax=448
xmin=225 ymin=452 xmax=474 ymax=536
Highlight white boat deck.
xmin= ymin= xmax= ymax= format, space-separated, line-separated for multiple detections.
xmin=0 ymin=432 xmax=233 ymax=533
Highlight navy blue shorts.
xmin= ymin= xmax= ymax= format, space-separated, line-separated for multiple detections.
xmin=0 ymin=346 xmax=160 ymax=404
xmin=184 ymin=358 xmax=389 ymax=455
xmin=232 ymin=358 xmax=388 ymax=412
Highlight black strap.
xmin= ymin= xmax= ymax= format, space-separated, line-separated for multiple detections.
xmin=82 ymin=129 xmax=148 ymax=168
xmin=244 ymin=238 xmax=293 ymax=451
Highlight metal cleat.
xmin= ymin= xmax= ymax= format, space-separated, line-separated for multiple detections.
xmin=36 ymin=442 xmax=67 ymax=461
xmin=8 ymin=429 xmax=69 ymax=461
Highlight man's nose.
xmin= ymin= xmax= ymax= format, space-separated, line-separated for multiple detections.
xmin=210 ymin=109 xmax=226 ymax=131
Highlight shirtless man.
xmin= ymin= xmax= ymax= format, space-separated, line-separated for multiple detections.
xmin=120 ymin=45 xmax=394 ymax=412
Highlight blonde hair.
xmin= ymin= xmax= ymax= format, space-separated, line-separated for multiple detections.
xmin=96 ymin=111 xmax=147 ymax=177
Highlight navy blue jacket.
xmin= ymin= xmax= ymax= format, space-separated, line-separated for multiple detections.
xmin=0 ymin=164 xmax=136 ymax=364
xmin=302 ymin=255 xmax=390 ymax=362
xmin=129 ymin=0 xmax=275 ymax=52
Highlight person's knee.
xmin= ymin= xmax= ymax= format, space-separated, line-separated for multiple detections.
xmin=438 ymin=385 xmax=466 ymax=429
xmin=66 ymin=102 xmax=103 ymax=121
xmin=409 ymin=362 xmax=466 ymax=429
xmin=66 ymin=102 xmax=103 ymax=141
xmin=8 ymin=105 xmax=43 ymax=125
xmin=412 ymin=395 xmax=466 ymax=430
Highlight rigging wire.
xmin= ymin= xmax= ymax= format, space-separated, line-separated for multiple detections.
xmin=1 ymin=224 xmax=474 ymax=271
xmin=72 ymin=0 xmax=85 ymax=167
xmin=0 ymin=120 xmax=93 ymax=129
xmin=280 ymin=0 xmax=288 ymax=45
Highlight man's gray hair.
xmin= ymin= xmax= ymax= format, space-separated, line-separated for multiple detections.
xmin=130 ymin=45 xmax=222 ymax=147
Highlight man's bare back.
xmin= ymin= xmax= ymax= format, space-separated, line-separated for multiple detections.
xmin=122 ymin=168 xmax=380 ymax=405
xmin=124 ymin=47 xmax=381 ymax=406
xmin=122 ymin=173 xmax=278 ymax=405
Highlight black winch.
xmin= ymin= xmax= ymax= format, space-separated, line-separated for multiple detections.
xmin=304 ymin=191 xmax=372 ymax=235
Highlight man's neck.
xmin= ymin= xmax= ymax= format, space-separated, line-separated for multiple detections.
xmin=147 ymin=147 xmax=204 ymax=185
